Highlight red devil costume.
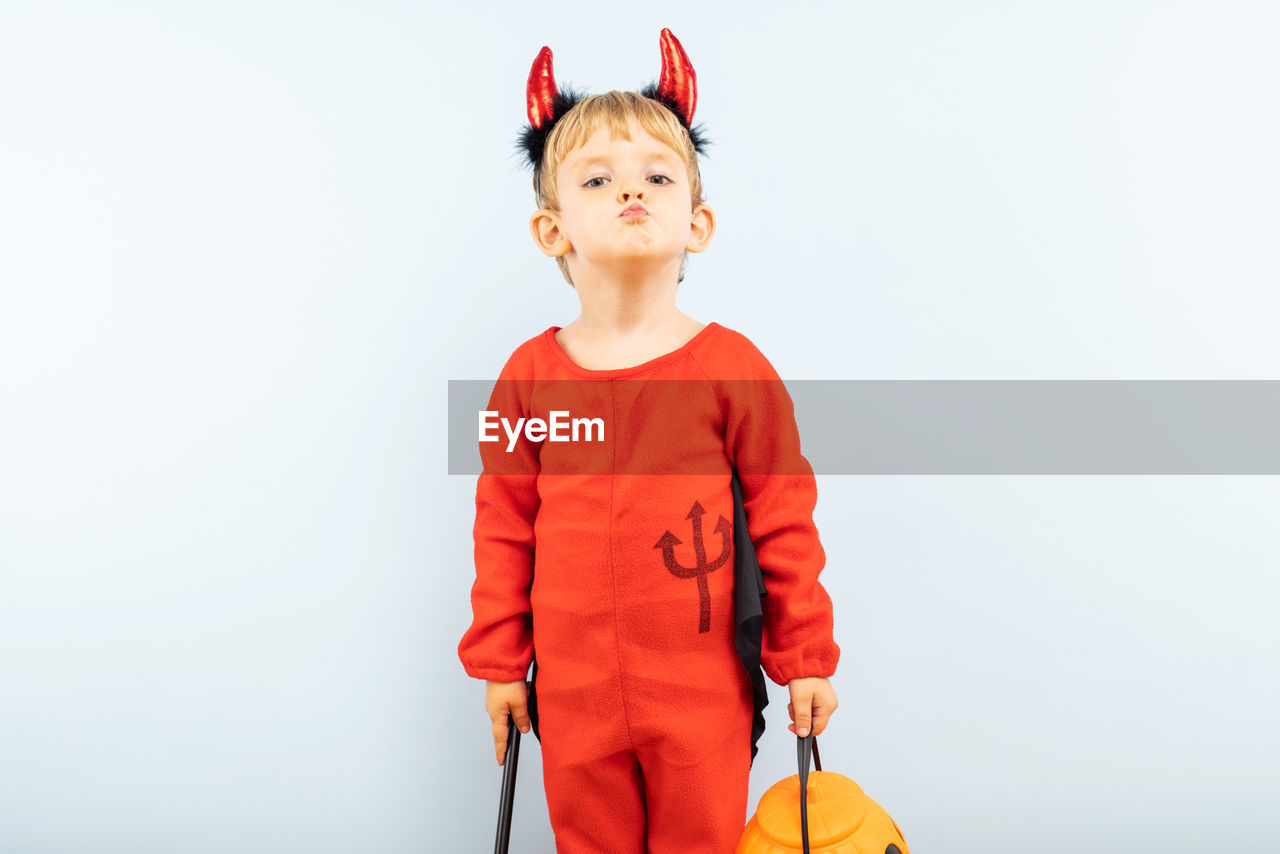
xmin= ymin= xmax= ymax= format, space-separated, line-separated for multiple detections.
xmin=458 ymin=30 xmax=840 ymax=853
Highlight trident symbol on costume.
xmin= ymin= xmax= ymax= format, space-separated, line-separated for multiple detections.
xmin=654 ymin=501 xmax=732 ymax=633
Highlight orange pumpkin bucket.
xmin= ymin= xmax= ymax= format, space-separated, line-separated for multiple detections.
xmin=737 ymin=734 xmax=910 ymax=854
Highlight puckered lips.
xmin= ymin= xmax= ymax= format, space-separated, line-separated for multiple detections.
xmin=618 ymin=202 xmax=650 ymax=218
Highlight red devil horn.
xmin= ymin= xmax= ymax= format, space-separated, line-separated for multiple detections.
xmin=526 ymin=46 xmax=559 ymax=130
xmin=656 ymin=28 xmax=697 ymax=124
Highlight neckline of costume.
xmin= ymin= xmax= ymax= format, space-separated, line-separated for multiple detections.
xmin=543 ymin=321 xmax=721 ymax=379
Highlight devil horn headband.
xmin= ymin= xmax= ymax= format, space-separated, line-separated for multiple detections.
xmin=639 ymin=27 xmax=698 ymax=131
xmin=517 ymin=28 xmax=711 ymax=181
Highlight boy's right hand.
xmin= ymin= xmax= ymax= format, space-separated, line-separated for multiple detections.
xmin=484 ymin=679 xmax=531 ymax=766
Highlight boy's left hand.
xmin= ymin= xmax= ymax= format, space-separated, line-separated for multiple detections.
xmin=786 ymin=676 xmax=838 ymax=738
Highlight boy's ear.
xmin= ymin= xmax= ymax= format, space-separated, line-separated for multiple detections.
xmin=686 ymin=203 xmax=715 ymax=254
xmin=530 ymin=209 xmax=572 ymax=257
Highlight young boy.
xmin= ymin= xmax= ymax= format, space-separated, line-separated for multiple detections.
xmin=458 ymin=30 xmax=840 ymax=853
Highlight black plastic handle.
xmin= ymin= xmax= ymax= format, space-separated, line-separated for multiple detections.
xmin=797 ymin=733 xmax=822 ymax=854
xmin=494 ymin=660 xmax=537 ymax=854
xmin=494 ymin=716 xmax=521 ymax=854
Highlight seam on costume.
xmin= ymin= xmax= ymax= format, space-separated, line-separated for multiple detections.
xmin=686 ymin=350 xmax=713 ymax=384
xmin=606 ymin=379 xmax=637 ymax=751
xmin=687 ymin=347 xmax=738 ymax=475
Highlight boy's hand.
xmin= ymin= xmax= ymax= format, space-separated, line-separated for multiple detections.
xmin=786 ymin=676 xmax=838 ymax=738
xmin=484 ymin=679 xmax=531 ymax=766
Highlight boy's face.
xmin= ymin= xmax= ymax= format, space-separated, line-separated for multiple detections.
xmin=532 ymin=118 xmax=714 ymax=281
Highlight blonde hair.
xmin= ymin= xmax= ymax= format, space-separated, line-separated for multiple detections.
xmin=535 ymin=90 xmax=706 ymax=287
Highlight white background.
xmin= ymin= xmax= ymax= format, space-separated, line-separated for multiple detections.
xmin=2 ymin=1 xmax=1278 ymax=851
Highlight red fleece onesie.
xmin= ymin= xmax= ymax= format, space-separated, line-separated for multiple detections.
xmin=459 ymin=321 xmax=840 ymax=853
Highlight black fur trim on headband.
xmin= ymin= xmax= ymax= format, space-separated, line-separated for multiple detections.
xmin=638 ymin=81 xmax=712 ymax=159
xmin=515 ymin=84 xmax=588 ymax=174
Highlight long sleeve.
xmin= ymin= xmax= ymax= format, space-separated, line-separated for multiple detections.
xmin=722 ymin=348 xmax=840 ymax=687
xmin=457 ymin=356 xmax=541 ymax=682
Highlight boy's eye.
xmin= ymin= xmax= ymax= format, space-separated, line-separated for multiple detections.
xmin=582 ymin=175 xmax=672 ymax=188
